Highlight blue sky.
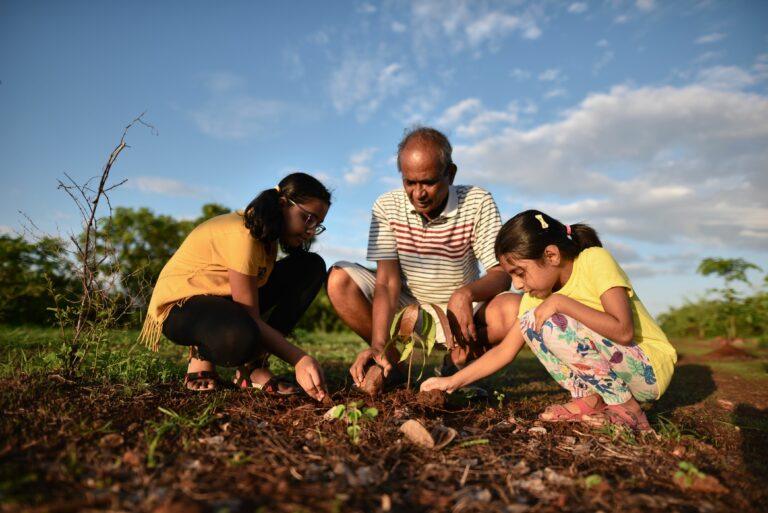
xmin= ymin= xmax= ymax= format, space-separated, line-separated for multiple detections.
xmin=1 ymin=0 xmax=767 ymax=315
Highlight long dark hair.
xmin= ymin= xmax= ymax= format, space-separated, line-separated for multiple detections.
xmin=495 ymin=209 xmax=602 ymax=262
xmin=243 ymin=172 xmax=331 ymax=252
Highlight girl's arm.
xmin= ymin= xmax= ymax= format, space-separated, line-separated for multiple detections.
xmin=229 ymin=269 xmax=327 ymax=400
xmin=421 ymin=318 xmax=526 ymax=393
xmin=542 ymin=287 xmax=634 ymax=345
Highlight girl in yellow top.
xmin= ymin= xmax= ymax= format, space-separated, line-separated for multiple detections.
xmin=422 ymin=210 xmax=677 ymax=431
xmin=139 ymin=172 xmax=331 ymax=401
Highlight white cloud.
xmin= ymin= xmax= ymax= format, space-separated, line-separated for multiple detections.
xmin=329 ymin=56 xmax=413 ymax=121
xmin=543 ymin=88 xmax=568 ymax=99
xmin=455 ymin=82 xmax=768 ymax=249
xmin=695 ymin=32 xmax=725 ymax=44
xmin=696 ymin=65 xmax=758 ymax=90
xmin=596 ymin=39 xmax=609 ymax=48
xmin=0 ymin=225 xmax=14 ymax=236
xmin=510 ymin=68 xmax=532 ymax=80
xmin=344 ymin=148 xmax=378 ymax=185
xmin=435 ymin=98 xmax=518 ymax=138
xmin=568 ymin=3 xmax=588 ymax=14
xmin=594 ymin=49 xmax=615 ymax=74
xmin=129 ymin=177 xmax=206 ymax=198
xmin=409 ymin=0 xmax=543 ymax=57
xmin=357 ymin=2 xmax=376 ymax=14
xmin=636 ymin=0 xmax=655 ymax=11
xmin=538 ymin=68 xmax=562 ymax=82
xmin=391 ymin=21 xmax=407 ymax=33
xmin=614 ymin=14 xmax=629 ymax=24
xmin=190 ymin=72 xmax=304 ymax=139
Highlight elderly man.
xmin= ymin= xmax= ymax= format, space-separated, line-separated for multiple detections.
xmin=327 ymin=126 xmax=520 ymax=389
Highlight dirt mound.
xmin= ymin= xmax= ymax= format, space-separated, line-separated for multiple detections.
xmin=704 ymin=344 xmax=755 ymax=360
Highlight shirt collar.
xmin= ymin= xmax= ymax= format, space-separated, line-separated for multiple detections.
xmin=408 ymin=185 xmax=458 ymax=220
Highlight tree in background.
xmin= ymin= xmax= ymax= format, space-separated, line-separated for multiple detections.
xmin=96 ymin=203 xmax=230 ymax=304
xmin=0 ymin=235 xmax=77 ymax=324
xmin=697 ymin=258 xmax=762 ymax=341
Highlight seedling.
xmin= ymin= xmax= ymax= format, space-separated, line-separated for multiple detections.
xmin=327 ymin=401 xmax=378 ymax=445
xmin=674 ymin=461 xmax=705 ymax=487
xmin=388 ymin=305 xmax=438 ymax=390
xmin=493 ymin=390 xmax=505 ymax=409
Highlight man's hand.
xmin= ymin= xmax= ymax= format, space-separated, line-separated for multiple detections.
xmin=447 ymin=288 xmax=476 ymax=343
xmin=349 ymin=347 xmax=393 ymax=387
xmin=533 ymin=294 xmax=561 ymax=331
xmin=420 ymin=376 xmax=458 ymax=393
xmin=294 ymin=355 xmax=328 ymax=401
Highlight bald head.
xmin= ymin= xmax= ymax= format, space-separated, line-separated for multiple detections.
xmin=396 ymin=126 xmax=453 ymax=175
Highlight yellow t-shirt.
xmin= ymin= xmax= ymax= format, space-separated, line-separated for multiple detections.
xmin=518 ymin=247 xmax=677 ymax=398
xmin=139 ymin=211 xmax=277 ymax=350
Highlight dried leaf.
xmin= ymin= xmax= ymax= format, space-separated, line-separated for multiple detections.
xmin=98 ymin=433 xmax=124 ymax=449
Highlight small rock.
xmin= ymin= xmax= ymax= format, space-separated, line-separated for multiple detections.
xmin=99 ymin=433 xmax=124 ymax=449
xmin=528 ymin=426 xmax=548 ymax=436
xmin=360 ymin=365 xmax=384 ymax=396
xmin=122 ymin=450 xmax=141 ymax=467
xmin=717 ymin=399 xmax=735 ymax=411
xmin=198 ymin=435 xmax=224 ymax=446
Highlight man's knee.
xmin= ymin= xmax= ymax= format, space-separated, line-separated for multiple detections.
xmin=485 ymin=292 xmax=522 ymax=330
xmin=326 ymin=263 xmax=357 ymax=301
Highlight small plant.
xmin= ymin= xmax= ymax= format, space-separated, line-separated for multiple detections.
xmin=327 ymin=401 xmax=378 ymax=445
xmin=388 ymin=305 xmax=438 ymax=389
xmin=145 ymin=403 xmax=217 ymax=467
xmin=674 ymin=461 xmax=706 ymax=487
xmin=583 ymin=474 xmax=604 ymax=489
xmin=493 ymin=390 xmax=505 ymax=409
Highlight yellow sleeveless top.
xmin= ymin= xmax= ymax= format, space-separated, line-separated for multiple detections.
xmin=139 ymin=211 xmax=277 ymax=350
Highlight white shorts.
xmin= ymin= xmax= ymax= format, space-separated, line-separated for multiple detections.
xmin=331 ymin=261 xmax=484 ymax=345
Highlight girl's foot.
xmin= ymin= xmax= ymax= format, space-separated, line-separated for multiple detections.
xmin=539 ymin=395 xmax=605 ymax=422
xmin=234 ymin=365 xmax=301 ymax=395
xmin=185 ymin=357 xmax=220 ymax=392
xmin=584 ymin=398 xmax=652 ymax=432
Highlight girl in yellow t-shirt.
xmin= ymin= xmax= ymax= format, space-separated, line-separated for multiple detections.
xmin=139 ymin=172 xmax=331 ymax=401
xmin=422 ymin=209 xmax=677 ymax=431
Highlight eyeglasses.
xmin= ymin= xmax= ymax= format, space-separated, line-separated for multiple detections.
xmin=288 ymin=199 xmax=326 ymax=235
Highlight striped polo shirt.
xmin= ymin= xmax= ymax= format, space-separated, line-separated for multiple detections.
xmin=366 ymin=184 xmax=502 ymax=304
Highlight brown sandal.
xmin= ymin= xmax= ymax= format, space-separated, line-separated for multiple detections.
xmin=585 ymin=403 xmax=653 ymax=432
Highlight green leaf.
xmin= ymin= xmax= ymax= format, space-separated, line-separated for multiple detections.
xmin=329 ymin=405 xmax=346 ymax=420
xmin=459 ymin=438 xmax=489 ymax=447
xmin=389 ymin=307 xmax=407 ymax=339
xmin=363 ymin=407 xmax=379 ymax=418
xmin=399 ymin=340 xmax=414 ymax=362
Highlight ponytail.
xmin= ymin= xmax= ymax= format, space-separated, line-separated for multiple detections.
xmin=495 ymin=210 xmax=602 ymax=262
xmin=243 ymin=172 xmax=332 ymax=252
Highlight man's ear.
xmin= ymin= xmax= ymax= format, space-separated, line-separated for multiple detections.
xmin=543 ymin=245 xmax=561 ymax=266
xmin=446 ymin=163 xmax=457 ymax=184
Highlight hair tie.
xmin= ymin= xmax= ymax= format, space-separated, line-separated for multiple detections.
xmin=274 ymin=185 xmax=281 ymax=193
xmin=565 ymin=224 xmax=572 ymax=239
xmin=534 ymin=214 xmax=549 ymax=229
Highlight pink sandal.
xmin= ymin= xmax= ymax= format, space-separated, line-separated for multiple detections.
xmin=585 ymin=403 xmax=652 ymax=432
xmin=538 ymin=397 xmax=605 ymax=422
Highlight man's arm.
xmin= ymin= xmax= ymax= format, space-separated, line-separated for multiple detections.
xmin=370 ymin=259 xmax=403 ymax=350
xmin=350 ymin=259 xmax=403 ymax=385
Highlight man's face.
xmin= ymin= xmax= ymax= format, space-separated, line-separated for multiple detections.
xmin=399 ymin=142 xmax=454 ymax=219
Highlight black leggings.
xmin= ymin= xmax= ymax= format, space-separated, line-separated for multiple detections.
xmin=161 ymin=251 xmax=326 ymax=367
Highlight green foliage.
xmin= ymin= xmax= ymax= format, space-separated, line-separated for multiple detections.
xmin=327 ymin=401 xmax=378 ymax=444
xmin=0 ymin=235 xmax=78 ymax=325
xmin=388 ymin=305 xmax=437 ymax=389
xmin=659 ymin=257 xmax=767 ymax=342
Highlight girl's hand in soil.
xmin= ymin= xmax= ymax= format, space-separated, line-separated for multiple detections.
xmin=420 ymin=376 xmax=457 ymax=394
xmin=294 ymin=354 xmax=328 ymax=401
xmin=350 ymin=348 xmax=393 ymax=387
